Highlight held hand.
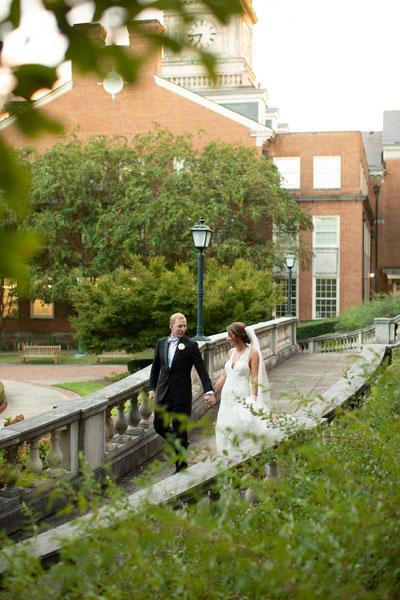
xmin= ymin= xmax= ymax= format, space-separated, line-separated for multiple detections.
xmin=149 ymin=391 xmax=156 ymax=402
xmin=205 ymin=393 xmax=217 ymax=408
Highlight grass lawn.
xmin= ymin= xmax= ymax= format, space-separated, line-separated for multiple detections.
xmin=54 ymin=382 xmax=105 ymax=396
xmin=0 ymin=349 xmax=153 ymax=365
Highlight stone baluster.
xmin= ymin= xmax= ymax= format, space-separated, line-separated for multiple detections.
xmin=0 ymin=445 xmax=21 ymax=498
xmin=27 ymin=437 xmax=43 ymax=482
xmin=112 ymin=401 xmax=129 ymax=443
xmin=264 ymin=461 xmax=279 ymax=479
xmin=105 ymin=407 xmax=115 ymax=450
xmin=46 ymin=428 xmax=65 ymax=478
xmin=127 ymin=393 xmax=143 ymax=436
xmin=139 ymin=391 xmax=153 ymax=429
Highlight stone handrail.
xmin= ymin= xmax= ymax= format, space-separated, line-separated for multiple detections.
xmin=298 ymin=314 xmax=400 ymax=353
xmin=0 ymin=317 xmax=298 ymax=535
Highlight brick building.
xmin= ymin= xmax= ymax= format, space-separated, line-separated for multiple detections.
xmin=268 ymin=131 xmax=374 ymax=322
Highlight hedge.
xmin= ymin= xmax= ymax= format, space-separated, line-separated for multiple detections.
xmin=296 ymin=317 xmax=338 ymax=340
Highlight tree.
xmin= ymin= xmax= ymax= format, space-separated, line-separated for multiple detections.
xmin=71 ymin=256 xmax=285 ymax=352
xmin=0 ymin=0 xmax=242 ymax=287
xmin=0 ymin=178 xmax=40 ymax=336
xmin=21 ymin=131 xmax=311 ymax=304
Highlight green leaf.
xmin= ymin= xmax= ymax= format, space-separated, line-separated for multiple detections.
xmin=12 ymin=64 xmax=58 ymax=100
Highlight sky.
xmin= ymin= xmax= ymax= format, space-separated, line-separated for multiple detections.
xmin=1 ymin=0 xmax=399 ymax=132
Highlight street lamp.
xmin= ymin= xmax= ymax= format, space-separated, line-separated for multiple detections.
xmin=285 ymin=255 xmax=296 ymax=317
xmin=190 ymin=217 xmax=213 ymax=341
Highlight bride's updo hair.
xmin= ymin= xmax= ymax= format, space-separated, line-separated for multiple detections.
xmin=227 ymin=322 xmax=250 ymax=344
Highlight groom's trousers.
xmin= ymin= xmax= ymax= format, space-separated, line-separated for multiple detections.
xmin=153 ymin=392 xmax=190 ymax=467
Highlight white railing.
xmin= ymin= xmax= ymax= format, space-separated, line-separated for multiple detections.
xmin=0 ymin=317 xmax=298 ymax=534
xmin=298 ymin=314 xmax=400 ymax=354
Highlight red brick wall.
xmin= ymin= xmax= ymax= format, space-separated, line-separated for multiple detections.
xmin=268 ymin=131 xmax=369 ymax=321
xmin=379 ymin=161 xmax=400 ymax=293
xmin=268 ymin=131 xmax=368 ymax=195
xmin=2 ymin=22 xmax=259 ymax=154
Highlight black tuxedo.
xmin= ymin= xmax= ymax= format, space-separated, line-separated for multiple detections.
xmin=149 ymin=335 xmax=213 ymax=467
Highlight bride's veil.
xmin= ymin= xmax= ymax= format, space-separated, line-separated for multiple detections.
xmin=245 ymin=325 xmax=271 ymax=410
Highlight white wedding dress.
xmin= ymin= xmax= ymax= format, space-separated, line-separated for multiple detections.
xmin=215 ymin=326 xmax=316 ymax=457
xmin=215 ymin=344 xmax=270 ymax=455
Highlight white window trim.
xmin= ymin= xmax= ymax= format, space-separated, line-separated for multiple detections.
xmin=313 ymin=156 xmax=341 ymax=190
xmin=274 ymin=276 xmax=299 ymax=318
xmin=30 ymin=300 xmax=55 ymax=319
xmin=312 ymin=215 xmax=340 ymax=248
xmin=312 ymin=276 xmax=340 ymax=319
xmin=273 ymin=157 xmax=300 ymax=189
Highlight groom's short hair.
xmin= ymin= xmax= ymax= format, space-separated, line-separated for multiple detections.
xmin=170 ymin=312 xmax=186 ymax=326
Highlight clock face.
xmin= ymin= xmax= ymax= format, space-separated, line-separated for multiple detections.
xmin=187 ymin=20 xmax=217 ymax=49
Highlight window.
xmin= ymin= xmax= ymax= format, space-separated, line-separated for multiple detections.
xmin=273 ymin=157 xmax=300 ymax=189
xmin=313 ymin=156 xmax=340 ymax=189
xmin=3 ymin=280 xmax=18 ymax=316
xmin=31 ymin=300 xmax=54 ymax=319
xmin=314 ymin=278 xmax=337 ymax=318
xmin=275 ymin=277 xmax=297 ymax=317
xmin=313 ymin=216 xmax=339 ymax=247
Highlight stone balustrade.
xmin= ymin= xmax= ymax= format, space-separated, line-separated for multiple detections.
xmin=0 ymin=317 xmax=298 ymax=535
xmin=298 ymin=314 xmax=400 ymax=354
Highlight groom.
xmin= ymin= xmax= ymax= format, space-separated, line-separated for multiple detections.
xmin=149 ymin=312 xmax=216 ymax=472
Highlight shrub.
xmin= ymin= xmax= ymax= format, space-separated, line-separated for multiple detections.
xmin=336 ymin=293 xmax=400 ymax=332
xmin=127 ymin=358 xmax=153 ymax=374
xmin=296 ymin=317 xmax=338 ymax=340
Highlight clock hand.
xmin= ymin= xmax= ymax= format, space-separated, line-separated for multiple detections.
xmin=192 ymin=33 xmax=203 ymax=46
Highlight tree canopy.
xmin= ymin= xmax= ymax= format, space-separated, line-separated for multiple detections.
xmin=71 ymin=256 xmax=285 ymax=352
xmin=20 ymin=130 xmax=311 ymax=304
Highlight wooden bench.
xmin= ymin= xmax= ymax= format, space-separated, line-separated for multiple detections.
xmin=94 ymin=350 xmax=134 ymax=364
xmin=19 ymin=345 xmax=62 ymax=364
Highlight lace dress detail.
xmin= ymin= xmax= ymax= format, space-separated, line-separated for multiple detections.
xmin=215 ymin=347 xmax=267 ymax=455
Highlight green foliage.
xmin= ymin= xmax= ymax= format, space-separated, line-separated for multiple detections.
xmin=53 ymin=382 xmax=104 ymax=397
xmin=1 ymin=354 xmax=400 ymax=598
xmin=71 ymin=256 xmax=285 ymax=352
xmin=127 ymin=359 xmax=153 ymax=374
xmin=296 ymin=317 xmax=339 ymax=340
xmin=19 ymin=131 xmax=310 ymax=304
xmin=336 ymin=293 xmax=400 ymax=332
xmin=0 ymin=145 xmax=41 ymax=306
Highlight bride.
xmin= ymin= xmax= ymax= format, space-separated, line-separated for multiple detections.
xmin=213 ymin=322 xmax=271 ymax=455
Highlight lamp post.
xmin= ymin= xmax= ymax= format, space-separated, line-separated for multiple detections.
xmin=285 ymin=255 xmax=295 ymax=317
xmin=190 ymin=217 xmax=213 ymax=341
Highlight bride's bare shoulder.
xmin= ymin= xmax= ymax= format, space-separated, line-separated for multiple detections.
xmin=248 ymin=347 xmax=259 ymax=362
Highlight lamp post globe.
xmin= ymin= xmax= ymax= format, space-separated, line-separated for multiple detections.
xmin=190 ymin=217 xmax=213 ymax=341
xmin=284 ymin=255 xmax=296 ymax=318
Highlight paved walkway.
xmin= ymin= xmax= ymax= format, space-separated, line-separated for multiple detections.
xmin=0 ymin=364 xmax=128 ymax=422
xmin=0 ymin=353 xmax=358 ymax=424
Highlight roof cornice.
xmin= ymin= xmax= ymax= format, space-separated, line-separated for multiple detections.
xmin=0 ymin=80 xmax=73 ymax=131
xmin=154 ymin=74 xmax=274 ymax=145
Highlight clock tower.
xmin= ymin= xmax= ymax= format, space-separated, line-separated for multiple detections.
xmin=162 ymin=1 xmax=278 ymax=129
